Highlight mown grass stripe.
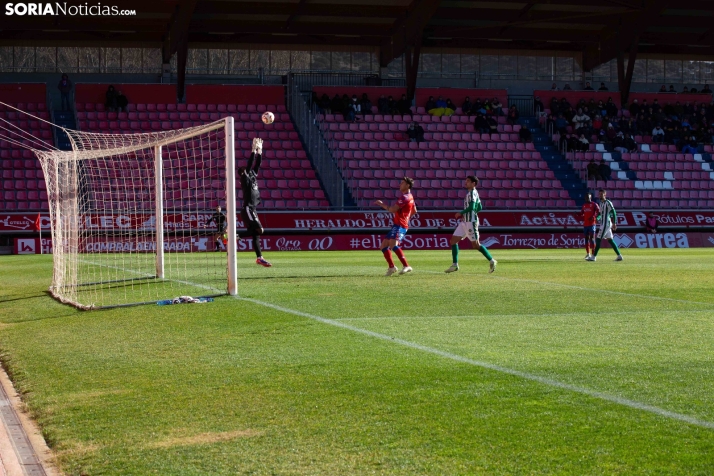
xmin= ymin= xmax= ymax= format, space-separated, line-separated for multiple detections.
xmin=242 ymin=297 xmax=714 ymax=431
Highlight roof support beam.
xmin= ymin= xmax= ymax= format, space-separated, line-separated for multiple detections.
xmin=617 ymin=34 xmax=639 ymax=106
xmin=379 ymin=0 xmax=440 ymax=68
xmin=583 ymin=0 xmax=667 ymax=71
xmin=405 ymin=34 xmax=422 ymax=102
xmin=162 ymin=0 xmax=198 ymax=63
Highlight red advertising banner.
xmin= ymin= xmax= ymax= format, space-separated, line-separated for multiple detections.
xmin=15 ymin=231 xmax=714 ymax=255
xmin=3 ymin=210 xmax=714 ymax=234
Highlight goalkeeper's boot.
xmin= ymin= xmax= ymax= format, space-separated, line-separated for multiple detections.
xmin=385 ymin=267 xmax=398 ymax=276
xmin=489 ymin=259 xmax=497 ymax=273
xmin=399 ymin=266 xmax=413 ymax=275
xmin=256 ymin=257 xmax=272 ymax=267
xmin=445 ymin=264 xmax=459 ymax=273
xmin=615 ymin=255 xmax=623 ymax=261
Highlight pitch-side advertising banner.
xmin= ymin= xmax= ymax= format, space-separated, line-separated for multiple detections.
xmin=14 ymin=231 xmax=714 ymax=254
xmin=3 ymin=210 xmax=714 ymax=233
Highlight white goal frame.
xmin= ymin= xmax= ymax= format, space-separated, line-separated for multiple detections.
xmin=35 ymin=117 xmax=238 ymax=309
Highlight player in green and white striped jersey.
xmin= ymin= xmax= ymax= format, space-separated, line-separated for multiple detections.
xmin=588 ymin=189 xmax=623 ymax=261
xmin=445 ymin=175 xmax=497 ymax=273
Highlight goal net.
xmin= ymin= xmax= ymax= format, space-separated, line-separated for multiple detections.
xmin=35 ymin=118 xmax=238 ymax=309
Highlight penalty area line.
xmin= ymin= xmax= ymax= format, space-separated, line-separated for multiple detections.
xmin=241 ymin=297 xmax=714 ymax=432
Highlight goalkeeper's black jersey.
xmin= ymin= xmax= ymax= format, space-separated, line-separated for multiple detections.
xmin=241 ymin=152 xmax=261 ymax=208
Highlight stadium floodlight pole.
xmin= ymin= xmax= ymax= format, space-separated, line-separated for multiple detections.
xmin=224 ymin=116 xmax=238 ymax=295
xmin=154 ymin=144 xmax=164 ymax=279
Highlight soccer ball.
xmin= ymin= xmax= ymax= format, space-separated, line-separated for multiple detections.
xmin=261 ymin=111 xmax=274 ymax=124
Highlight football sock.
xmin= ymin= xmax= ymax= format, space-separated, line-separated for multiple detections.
xmin=479 ymin=245 xmax=493 ymax=261
xmin=215 ymin=239 xmax=221 ymax=251
xmin=593 ymin=238 xmax=602 ymax=256
xmin=392 ymin=246 xmax=409 ymax=267
xmin=382 ymin=247 xmax=395 ymax=268
xmin=607 ymin=238 xmax=621 ymax=255
xmin=253 ymin=236 xmax=262 ymax=258
xmin=585 ymin=243 xmax=590 ymax=255
xmin=451 ymin=244 xmax=459 ymax=264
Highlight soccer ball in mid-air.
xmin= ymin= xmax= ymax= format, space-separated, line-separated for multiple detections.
xmin=261 ymin=111 xmax=275 ymax=124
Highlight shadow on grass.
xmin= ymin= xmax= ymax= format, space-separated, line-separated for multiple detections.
xmin=0 ymin=294 xmax=47 ymax=303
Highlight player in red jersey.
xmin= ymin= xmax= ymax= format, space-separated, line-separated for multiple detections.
xmin=580 ymin=192 xmax=600 ymax=260
xmin=375 ymin=177 xmax=417 ymax=276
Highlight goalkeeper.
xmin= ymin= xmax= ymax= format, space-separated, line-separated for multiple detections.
xmin=239 ymin=138 xmax=272 ymax=267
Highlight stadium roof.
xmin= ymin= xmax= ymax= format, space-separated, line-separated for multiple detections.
xmin=3 ymin=0 xmax=714 ymax=72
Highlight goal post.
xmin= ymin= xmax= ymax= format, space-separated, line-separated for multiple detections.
xmin=36 ymin=118 xmax=238 ymax=309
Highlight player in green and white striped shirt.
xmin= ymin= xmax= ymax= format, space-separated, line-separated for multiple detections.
xmin=587 ymin=188 xmax=623 ymax=261
xmin=445 ymin=175 xmax=497 ymax=273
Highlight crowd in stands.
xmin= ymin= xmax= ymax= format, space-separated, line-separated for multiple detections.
xmin=105 ymin=85 xmax=129 ymax=112
xmin=314 ymin=92 xmax=531 ymax=143
xmin=546 ymin=93 xmax=714 ymax=154
xmin=547 ymin=82 xmax=712 ymax=94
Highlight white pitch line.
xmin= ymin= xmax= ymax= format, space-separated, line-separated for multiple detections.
xmin=241 ymin=297 xmax=714 ymax=431
xmin=417 ymin=269 xmax=714 ymax=306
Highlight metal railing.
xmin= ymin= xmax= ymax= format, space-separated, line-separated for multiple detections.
xmin=508 ymin=95 xmax=535 ymax=117
xmin=291 ymin=71 xmax=406 ymax=93
xmin=286 ymin=74 xmax=345 ymax=209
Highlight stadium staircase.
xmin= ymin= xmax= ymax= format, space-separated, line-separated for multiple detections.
xmin=52 ymin=110 xmax=75 ymax=151
xmin=529 ymin=117 xmax=588 ymax=206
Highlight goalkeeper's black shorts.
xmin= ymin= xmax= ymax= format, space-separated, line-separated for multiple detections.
xmin=241 ymin=206 xmax=263 ymax=235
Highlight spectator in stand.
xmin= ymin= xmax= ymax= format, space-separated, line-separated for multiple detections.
xmin=605 ymin=123 xmax=617 ymax=143
xmin=473 ymin=97 xmax=484 ymax=114
xmin=682 ymin=86 xmax=690 ymax=93
xmin=387 ymin=96 xmax=399 ymax=114
xmin=551 ymin=82 xmax=559 ymax=91
xmin=406 ymin=121 xmax=425 ymax=143
xmin=486 ymin=115 xmax=499 ymax=135
xmin=461 ymin=96 xmax=473 ymax=116
xmin=646 ymin=212 xmax=660 ymax=233
xmin=587 ymin=159 xmax=601 ymax=180
xmin=360 ymin=93 xmax=372 ymax=117
xmin=578 ymin=133 xmax=590 ymax=152
xmin=116 ymin=90 xmax=128 ymax=113
xmin=668 ymin=85 xmax=676 ymax=93
xmin=445 ymin=98 xmax=457 ymax=116
xmin=629 ymin=98 xmax=640 ymax=117
xmin=311 ymin=91 xmax=320 ymax=110
xmin=105 ymin=85 xmax=118 ymax=111
xmin=473 ymin=112 xmax=490 ymax=134
xmin=681 ymin=135 xmax=698 ymax=154
xmin=425 ymin=96 xmax=437 ymax=115
xmin=592 ymin=114 xmax=603 ymax=134
xmin=555 ymin=113 xmax=569 ymax=135
xmin=613 ymin=131 xmax=627 ymax=153
xmin=534 ymin=96 xmax=544 ymax=115
xmin=599 ymin=82 xmax=609 ymax=91
xmin=563 ymin=83 xmax=573 ymax=90
xmin=623 ymin=133 xmax=637 ymax=152
xmin=344 ymin=95 xmax=360 ymax=122
xmin=396 ymin=94 xmax=412 ymax=116
xmin=491 ymin=97 xmax=503 ymax=115
xmin=506 ymin=105 xmax=519 ymax=126
xmin=598 ymin=159 xmax=612 ymax=181
xmin=378 ymin=94 xmax=389 ymax=114
xmin=652 ymin=124 xmax=665 ymax=143
xmin=691 ymin=87 xmax=698 ymax=93
xmin=319 ymin=94 xmax=332 ymax=114
xmin=659 ymin=85 xmax=667 ymax=93
xmin=583 ymin=82 xmax=594 ymax=91
xmin=57 ymin=73 xmax=73 ymax=111
xmin=519 ymin=124 xmax=532 ymax=143
xmin=606 ymin=98 xmax=618 ymax=117
xmin=572 ymin=108 xmax=591 ymax=134
xmin=702 ymin=84 xmax=712 ymax=94
xmin=428 ymin=96 xmax=453 ymax=117
xmin=331 ymin=94 xmax=343 ymax=115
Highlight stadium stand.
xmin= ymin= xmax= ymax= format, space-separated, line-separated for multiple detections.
xmin=0 ymin=84 xmax=52 ymax=211
xmin=315 ymin=87 xmax=576 ymax=209
xmin=540 ymin=90 xmax=714 ymax=209
xmin=74 ymin=84 xmax=330 ymax=209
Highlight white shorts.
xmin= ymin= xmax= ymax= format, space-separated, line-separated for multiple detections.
xmin=453 ymin=220 xmax=479 ymax=242
xmin=597 ymin=225 xmax=613 ymax=240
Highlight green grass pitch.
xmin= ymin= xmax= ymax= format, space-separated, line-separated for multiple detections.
xmin=0 ymin=249 xmax=713 ymax=475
